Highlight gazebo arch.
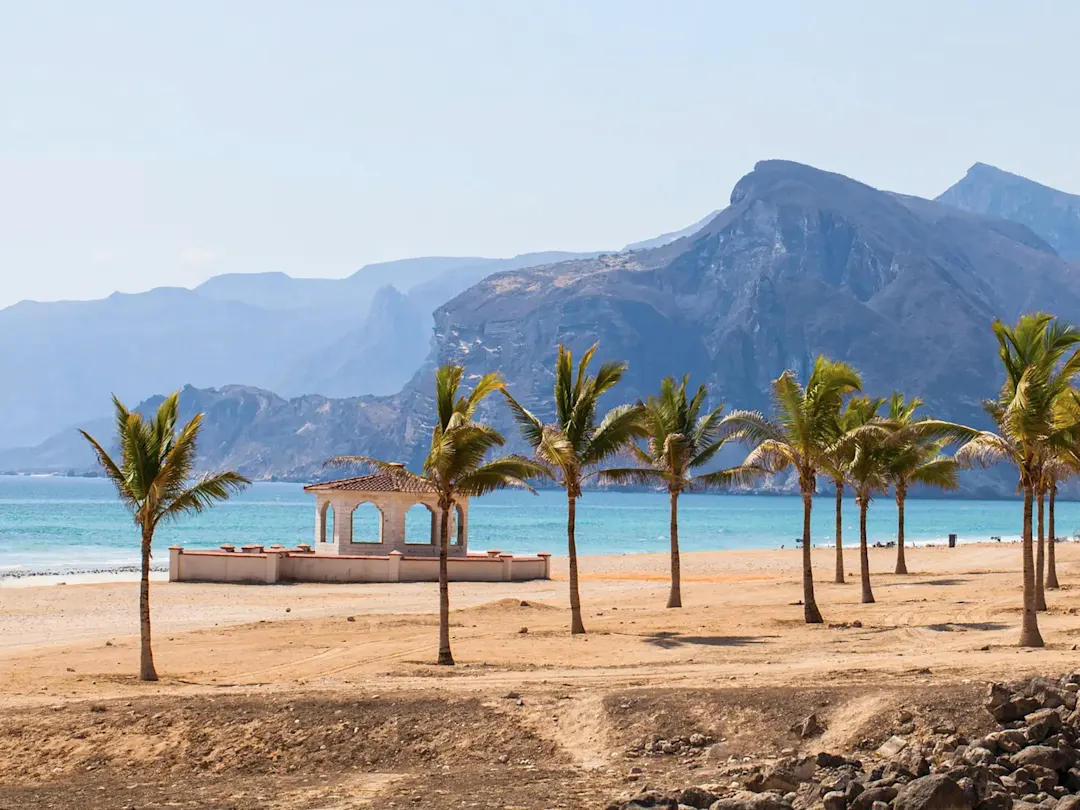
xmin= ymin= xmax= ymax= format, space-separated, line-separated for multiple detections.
xmin=304 ymin=465 xmax=469 ymax=558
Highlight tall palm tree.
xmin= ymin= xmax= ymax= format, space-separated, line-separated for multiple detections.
xmin=329 ymin=365 xmax=547 ymax=665
xmin=599 ymin=376 xmax=761 ymax=608
xmin=503 ymin=344 xmax=646 ymax=634
xmin=839 ymin=396 xmax=889 ymax=604
xmin=725 ymin=356 xmax=862 ymax=624
xmin=957 ymin=314 xmax=1080 ymax=647
xmin=80 ymin=393 xmax=250 ymax=681
xmin=881 ymin=393 xmax=970 ymax=575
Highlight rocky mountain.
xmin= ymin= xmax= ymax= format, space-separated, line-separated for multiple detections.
xmin=0 ymin=383 xmax=433 ymax=481
xmin=10 ymin=160 xmax=1080 ymax=496
xmin=937 ymin=163 xmax=1080 ymax=260
xmin=429 ymin=161 xmax=1080 ymax=437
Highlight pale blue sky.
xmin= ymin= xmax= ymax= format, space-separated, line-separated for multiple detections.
xmin=2 ymin=1 xmax=1079 ymax=307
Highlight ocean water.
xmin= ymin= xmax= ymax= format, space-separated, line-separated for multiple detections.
xmin=0 ymin=475 xmax=1075 ymax=580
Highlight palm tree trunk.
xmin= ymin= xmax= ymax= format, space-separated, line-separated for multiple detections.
xmin=667 ymin=489 xmax=682 ymax=608
xmin=1019 ymin=484 xmax=1044 ymax=647
xmin=139 ymin=526 xmax=158 ymax=682
xmin=437 ymin=505 xmax=454 ymax=665
xmin=859 ymin=496 xmax=874 ymax=604
xmin=1036 ymin=490 xmax=1047 ymax=611
xmin=834 ymin=480 xmax=844 ymax=584
xmin=568 ymin=494 xmax=586 ymax=634
xmin=894 ymin=485 xmax=908 ymax=575
xmin=1047 ymin=484 xmax=1060 ymax=590
xmin=801 ymin=489 xmax=823 ymax=623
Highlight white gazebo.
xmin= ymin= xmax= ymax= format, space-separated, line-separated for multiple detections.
xmin=303 ymin=464 xmax=470 ymax=557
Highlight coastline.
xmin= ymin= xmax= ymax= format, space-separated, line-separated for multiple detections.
xmin=0 ymin=536 xmax=1038 ymax=588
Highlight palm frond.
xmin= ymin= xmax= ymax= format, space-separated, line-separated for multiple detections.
xmin=156 ymin=471 xmax=251 ymax=526
xmin=691 ymin=464 xmax=768 ymax=490
xmin=581 ymin=404 xmax=648 ymax=467
xmin=597 ymin=467 xmax=669 ymax=488
xmin=454 ymin=455 xmax=548 ymax=498
xmin=501 ymin=390 xmax=545 ymax=451
xmin=79 ymin=428 xmax=139 ymax=515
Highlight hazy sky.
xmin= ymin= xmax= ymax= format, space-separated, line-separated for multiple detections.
xmin=2 ymin=1 xmax=1079 ymax=308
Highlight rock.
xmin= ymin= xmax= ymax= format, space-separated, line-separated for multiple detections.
xmin=990 ymin=731 xmax=1029 ymax=754
xmin=1024 ymin=710 xmax=1063 ymax=743
xmin=793 ymin=715 xmax=825 ymax=739
xmin=894 ymin=775 xmax=973 ymax=810
xmin=750 ymin=768 xmax=801 ymax=794
xmin=818 ymin=752 xmax=852 ymax=769
xmin=988 ymin=685 xmax=1043 ymax=724
xmin=1011 ymin=747 xmax=1068 ymax=773
xmin=690 ymin=733 xmax=708 ymax=748
xmin=851 ymin=786 xmax=899 ymax=810
xmin=966 ymin=748 xmax=999 ymax=767
xmin=975 ymin=790 xmax=1013 ymax=810
xmin=1055 ymin=796 xmax=1080 ymax=810
xmin=823 ymin=792 xmax=847 ymax=810
xmin=878 ymin=737 xmax=909 ymax=758
xmin=679 ymin=787 xmax=719 ymax=809
xmin=872 ymin=803 xmax=890 ymax=810
xmin=612 ymin=791 xmax=680 ymax=810
xmin=709 ymin=792 xmax=792 ymax=810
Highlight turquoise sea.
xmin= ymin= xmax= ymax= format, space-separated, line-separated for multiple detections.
xmin=0 ymin=475 xmax=1076 ymax=581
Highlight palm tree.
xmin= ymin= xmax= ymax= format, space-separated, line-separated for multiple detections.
xmin=821 ymin=399 xmax=874 ymax=585
xmin=80 ymin=393 xmax=250 ymax=681
xmin=957 ymin=314 xmax=1080 ymax=647
xmin=600 ymin=376 xmax=761 ymax=608
xmin=881 ymin=393 xmax=970 ymax=575
xmin=840 ymin=396 xmax=889 ymax=604
xmin=725 ymin=356 xmax=862 ymax=624
xmin=503 ymin=344 xmax=646 ymax=634
xmin=329 ymin=365 xmax=548 ymax=665
xmin=1043 ymin=450 xmax=1080 ymax=590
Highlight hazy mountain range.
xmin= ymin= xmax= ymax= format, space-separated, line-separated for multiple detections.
xmin=0 ymin=222 xmax=710 ymax=450
xmin=5 ymin=159 xmax=1080 ymax=497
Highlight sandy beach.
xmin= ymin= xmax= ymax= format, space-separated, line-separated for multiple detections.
xmin=3 ymin=542 xmax=1080 ymax=809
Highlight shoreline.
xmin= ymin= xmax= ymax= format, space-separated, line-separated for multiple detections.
xmin=0 ymin=536 xmax=1047 ymax=587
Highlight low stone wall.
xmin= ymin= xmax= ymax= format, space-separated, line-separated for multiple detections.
xmin=168 ymin=546 xmax=551 ymax=584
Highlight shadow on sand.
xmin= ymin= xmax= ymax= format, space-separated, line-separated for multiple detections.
xmin=923 ymin=622 xmax=1008 ymax=632
xmin=642 ymin=631 xmax=774 ymax=649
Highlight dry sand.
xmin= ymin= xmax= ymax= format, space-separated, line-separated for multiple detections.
xmin=3 ymin=542 xmax=1080 ymax=809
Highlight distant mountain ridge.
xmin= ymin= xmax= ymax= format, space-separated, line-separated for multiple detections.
xmin=0 ymin=222 xmax=715 ymax=448
xmin=937 ymin=162 xmax=1080 ymax=259
xmin=8 ymin=159 xmax=1080 ymax=499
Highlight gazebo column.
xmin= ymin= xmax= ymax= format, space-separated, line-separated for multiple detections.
xmin=332 ymin=498 xmax=353 ymax=545
xmin=457 ymin=500 xmax=469 ymax=553
xmin=380 ymin=500 xmax=407 ymax=550
xmin=314 ymin=496 xmax=328 ymax=545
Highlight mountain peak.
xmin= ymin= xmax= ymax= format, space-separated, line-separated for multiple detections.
xmin=937 ymin=164 xmax=1080 ymax=259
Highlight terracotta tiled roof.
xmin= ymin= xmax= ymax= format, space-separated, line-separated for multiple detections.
xmin=305 ymin=466 xmax=436 ymax=494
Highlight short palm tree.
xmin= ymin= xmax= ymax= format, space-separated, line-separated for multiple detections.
xmin=329 ymin=365 xmax=548 ymax=665
xmin=724 ymin=356 xmax=862 ymax=624
xmin=821 ymin=399 xmax=872 ymax=585
xmin=80 ymin=393 xmax=250 ymax=681
xmin=600 ymin=376 xmax=761 ymax=608
xmin=957 ymin=314 xmax=1080 ymax=647
xmin=1043 ymin=449 xmax=1080 ymax=590
xmin=881 ymin=393 xmax=969 ymax=575
xmin=839 ymin=396 xmax=889 ymax=604
xmin=503 ymin=344 xmax=646 ymax=634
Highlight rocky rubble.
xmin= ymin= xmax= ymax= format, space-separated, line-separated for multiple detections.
xmin=607 ymin=674 xmax=1080 ymax=810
